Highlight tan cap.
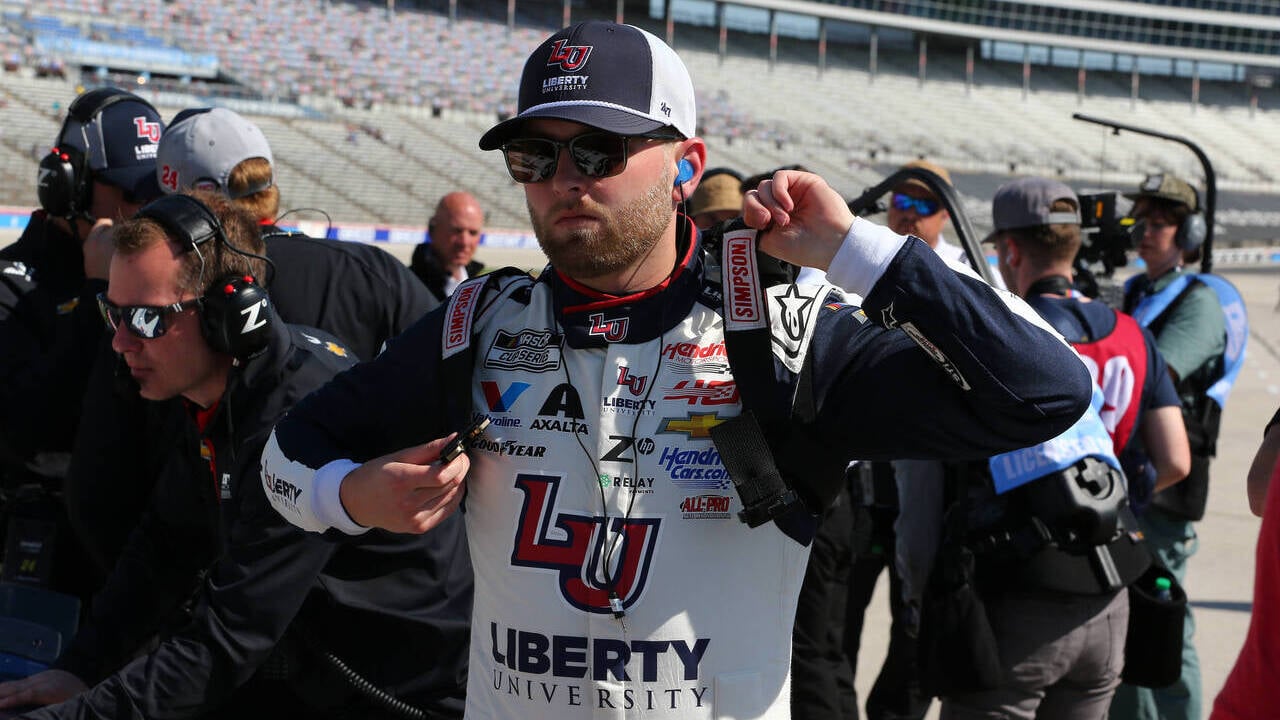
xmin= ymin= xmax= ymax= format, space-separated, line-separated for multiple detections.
xmin=895 ymin=159 xmax=952 ymax=195
xmin=689 ymin=172 xmax=743 ymax=217
xmin=1124 ymin=173 xmax=1198 ymax=212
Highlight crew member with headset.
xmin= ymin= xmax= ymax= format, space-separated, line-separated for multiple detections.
xmin=64 ymin=107 xmax=440 ymax=578
xmin=0 ymin=192 xmax=471 ymax=719
xmin=1113 ymin=173 xmax=1248 ymax=720
xmin=0 ymin=87 xmax=164 ymax=597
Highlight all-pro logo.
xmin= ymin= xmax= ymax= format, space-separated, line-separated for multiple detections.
xmin=511 ymin=475 xmax=660 ymax=614
xmin=134 ymin=116 xmax=161 ymax=143
xmin=546 ymin=39 xmax=592 ymax=71
xmin=588 ymin=313 xmax=629 ymax=342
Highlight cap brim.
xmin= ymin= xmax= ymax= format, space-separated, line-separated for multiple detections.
xmin=99 ymin=165 xmax=161 ymax=202
xmin=480 ymin=105 xmax=671 ymax=150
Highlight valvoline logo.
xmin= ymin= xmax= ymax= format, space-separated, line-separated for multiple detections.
xmin=483 ymin=380 xmax=531 ymax=412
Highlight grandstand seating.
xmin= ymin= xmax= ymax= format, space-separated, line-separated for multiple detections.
xmin=0 ymin=0 xmax=1277 ymax=234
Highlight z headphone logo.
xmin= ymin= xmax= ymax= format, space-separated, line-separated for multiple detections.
xmin=134 ymin=117 xmax=162 ymax=143
xmin=546 ymin=39 xmax=592 ymax=71
xmin=239 ymin=299 xmax=269 ymax=336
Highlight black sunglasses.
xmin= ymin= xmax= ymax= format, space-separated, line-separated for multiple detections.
xmin=500 ymin=131 xmax=679 ymax=184
xmin=891 ymin=193 xmax=942 ymax=217
xmin=97 ymin=292 xmax=201 ymax=340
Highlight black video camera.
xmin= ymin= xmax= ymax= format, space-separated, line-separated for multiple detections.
xmin=1075 ymin=191 xmax=1135 ymax=277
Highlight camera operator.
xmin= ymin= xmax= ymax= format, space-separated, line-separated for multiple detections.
xmin=926 ymin=177 xmax=1169 ymax=719
xmin=1114 ymin=172 xmax=1245 ymax=720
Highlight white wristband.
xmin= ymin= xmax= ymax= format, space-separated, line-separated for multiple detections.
xmin=823 ymin=216 xmax=908 ymax=298
xmin=313 ymin=459 xmax=371 ymax=536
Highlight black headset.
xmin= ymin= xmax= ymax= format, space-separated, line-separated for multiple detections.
xmin=135 ymin=194 xmax=275 ymax=360
xmin=38 ymin=88 xmax=154 ymax=222
xmin=1130 ymin=174 xmax=1207 ymax=253
xmin=1177 ymin=198 xmax=1208 ymax=253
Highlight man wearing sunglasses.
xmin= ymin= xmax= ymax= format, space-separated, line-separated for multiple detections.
xmin=0 ymin=192 xmax=470 ymax=719
xmin=261 ymin=21 xmax=1093 ymax=720
xmin=0 ymin=87 xmax=164 ymax=599
xmin=62 ymin=106 xmax=439 ymax=583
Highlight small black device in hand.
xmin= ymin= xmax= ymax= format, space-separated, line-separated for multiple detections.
xmin=439 ymin=416 xmax=490 ymax=464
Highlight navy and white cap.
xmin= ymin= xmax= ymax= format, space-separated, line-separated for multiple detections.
xmin=58 ymin=88 xmax=164 ymax=199
xmin=990 ymin=176 xmax=1081 ymax=235
xmin=479 ymin=21 xmax=696 ymax=150
xmin=156 ymin=107 xmax=274 ymax=199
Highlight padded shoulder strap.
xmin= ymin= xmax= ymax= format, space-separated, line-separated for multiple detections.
xmin=708 ymin=224 xmax=814 ymax=543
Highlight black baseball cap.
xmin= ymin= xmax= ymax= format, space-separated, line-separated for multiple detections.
xmin=58 ymin=88 xmax=164 ymax=200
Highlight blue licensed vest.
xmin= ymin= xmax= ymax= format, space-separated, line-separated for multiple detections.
xmin=1124 ymin=271 xmax=1247 ymax=411
xmin=989 ymin=386 xmax=1120 ymax=495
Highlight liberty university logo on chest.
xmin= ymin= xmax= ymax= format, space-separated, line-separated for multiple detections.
xmin=510 ymin=475 xmax=660 ymax=614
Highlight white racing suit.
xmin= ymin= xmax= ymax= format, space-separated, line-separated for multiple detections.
xmin=261 ymin=217 xmax=1092 ymax=719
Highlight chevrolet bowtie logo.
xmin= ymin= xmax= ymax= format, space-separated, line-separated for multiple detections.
xmin=658 ymin=412 xmax=725 ymax=439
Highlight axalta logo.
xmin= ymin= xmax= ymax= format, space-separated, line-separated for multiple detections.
xmin=488 ymin=622 xmax=709 ymax=711
xmin=680 ymin=495 xmax=732 ymax=519
xmin=485 ymin=329 xmax=564 ymax=372
xmin=442 ymin=282 xmax=482 ymax=355
xmin=663 ymin=380 xmax=739 ymax=406
xmin=659 ymin=447 xmax=731 ymax=489
xmin=510 ymin=474 xmax=659 ymax=613
xmin=546 ymin=39 xmax=592 ymax=71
